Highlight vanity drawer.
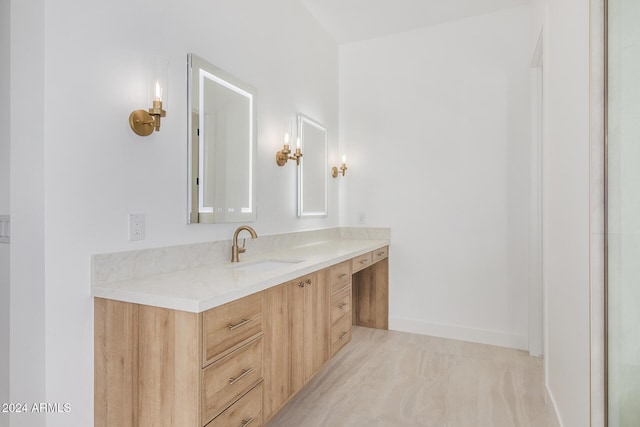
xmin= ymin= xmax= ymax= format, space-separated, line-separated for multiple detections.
xmin=206 ymin=382 xmax=263 ymax=427
xmin=351 ymin=252 xmax=372 ymax=274
xmin=330 ymin=285 xmax=351 ymax=325
xmin=203 ymin=292 xmax=263 ymax=366
xmin=202 ymin=337 xmax=263 ymax=425
xmin=329 ymin=261 xmax=351 ymax=294
xmin=330 ymin=314 xmax=352 ymax=357
xmin=372 ymin=246 xmax=389 ymax=264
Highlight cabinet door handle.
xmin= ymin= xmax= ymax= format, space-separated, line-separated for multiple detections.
xmin=240 ymin=418 xmax=255 ymax=427
xmin=339 ymin=303 xmax=348 ymax=310
xmin=298 ymin=281 xmax=304 ymax=287
xmin=229 ymin=367 xmax=254 ymax=385
xmin=339 ymin=332 xmax=348 ymax=340
xmin=228 ymin=318 xmax=253 ymax=331
xmin=305 ymin=279 xmax=311 ymax=285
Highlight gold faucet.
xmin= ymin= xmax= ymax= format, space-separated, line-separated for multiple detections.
xmin=231 ymin=225 xmax=258 ymax=262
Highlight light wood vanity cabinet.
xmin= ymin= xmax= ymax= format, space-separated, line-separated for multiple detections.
xmin=200 ymin=293 xmax=265 ymax=426
xmin=201 ymin=336 xmax=263 ymax=424
xmin=206 ymin=382 xmax=263 ymax=427
xmin=95 ymin=245 xmax=389 ymax=427
xmin=262 ymin=284 xmax=290 ymax=420
xmin=262 ymin=271 xmax=330 ymax=421
xmin=95 ymin=293 xmax=265 ymax=427
xmin=330 ymin=284 xmax=352 ymax=325
xmin=351 ymin=252 xmax=373 ymax=273
xmin=329 ymin=260 xmax=351 ymax=294
xmin=329 ymin=261 xmax=353 ymax=357
xmin=289 ymin=271 xmax=330 ymax=394
xmin=95 ymin=300 xmax=203 ymax=427
xmin=371 ymin=246 xmax=389 ymax=264
xmin=353 ymin=246 xmax=389 ymax=330
xmin=202 ymin=292 xmax=263 ymax=365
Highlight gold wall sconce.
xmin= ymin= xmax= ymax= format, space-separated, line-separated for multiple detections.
xmin=332 ymin=156 xmax=348 ymax=178
xmin=276 ymin=132 xmax=303 ymax=166
xmin=129 ymin=57 xmax=168 ymax=136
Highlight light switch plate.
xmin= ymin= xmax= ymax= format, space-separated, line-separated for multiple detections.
xmin=128 ymin=213 xmax=145 ymax=241
xmin=0 ymin=215 xmax=9 ymax=244
xmin=358 ymin=213 xmax=366 ymax=225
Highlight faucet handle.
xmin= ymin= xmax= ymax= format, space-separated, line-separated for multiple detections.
xmin=238 ymin=238 xmax=247 ymax=254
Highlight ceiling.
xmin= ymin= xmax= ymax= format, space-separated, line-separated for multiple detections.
xmin=300 ymin=0 xmax=531 ymax=44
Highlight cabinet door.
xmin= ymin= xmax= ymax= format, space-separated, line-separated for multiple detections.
xmin=304 ymin=268 xmax=329 ymax=381
xmin=289 ymin=272 xmax=330 ymax=395
xmin=263 ymin=284 xmax=290 ymax=420
xmin=289 ymin=276 xmax=307 ymax=395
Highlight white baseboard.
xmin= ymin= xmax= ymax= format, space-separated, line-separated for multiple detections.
xmin=389 ymin=316 xmax=528 ymax=350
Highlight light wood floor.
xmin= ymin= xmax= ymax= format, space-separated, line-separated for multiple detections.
xmin=266 ymin=326 xmax=559 ymax=427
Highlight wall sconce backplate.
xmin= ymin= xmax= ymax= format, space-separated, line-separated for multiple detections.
xmin=129 ymin=110 xmax=155 ymax=136
xmin=276 ymin=151 xmax=289 ymax=166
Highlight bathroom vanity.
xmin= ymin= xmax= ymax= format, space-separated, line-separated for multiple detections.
xmin=93 ymin=236 xmax=389 ymax=426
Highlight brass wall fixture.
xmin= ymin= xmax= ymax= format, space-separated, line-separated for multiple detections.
xmin=332 ymin=156 xmax=348 ymax=178
xmin=129 ymin=57 xmax=168 ymax=136
xmin=276 ymin=132 xmax=303 ymax=166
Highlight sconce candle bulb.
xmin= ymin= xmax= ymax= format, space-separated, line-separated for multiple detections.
xmin=155 ymin=81 xmax=163 ymax=101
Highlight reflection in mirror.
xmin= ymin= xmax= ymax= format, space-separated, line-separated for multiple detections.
xmin=297 ymin=114 xmax=328 ymax=217
xmin=187 ymin=53 xmax=257 ymax=223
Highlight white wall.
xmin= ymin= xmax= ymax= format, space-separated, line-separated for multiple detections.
xmin=0 ymin=0 xmax=10 ymax=425
xmin=532 ymin=0 xmax=592 ymax=426
xmin=9 ymin=0 xmax=47 ymax=425
xmin=341 ymin=6 xmax=532 ymax=350
xmin=8 ymin=0 xmax=338 ymax=425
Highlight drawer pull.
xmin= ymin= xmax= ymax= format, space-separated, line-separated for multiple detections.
xmin=338 ymin=273 xmax=348 ymax=279
xmin=339 ymin=331 xmax=348 ymax=340
xmin=339 ymin=303 xmax=348 ymax=310
xmin=240 ymin=418 xmax=255 ymax=427
xmin=360 ymin=259 xmax=369 ymax=265
xmin=377 ymin=251 xmax=385 ymax=256
xmin=228 ymin=318 xmax=253 ymax=331
xmin=229 ymin=367 xmax=254 ymax=385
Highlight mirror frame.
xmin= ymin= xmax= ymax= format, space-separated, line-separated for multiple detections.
xmin=297 ymin=114 xmax=328 ymax=218
xmin=187 ymin=53 xmax=257 ymax=224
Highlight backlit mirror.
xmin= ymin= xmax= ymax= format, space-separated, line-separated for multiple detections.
xmin=187 ymin=53 xmax=257 ymax=223
xmin=297 ymin=114 xmax=328 ymax=217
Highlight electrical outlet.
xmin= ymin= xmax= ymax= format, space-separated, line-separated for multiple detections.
xmin=128 ymin=213 xmax=145 ymax=241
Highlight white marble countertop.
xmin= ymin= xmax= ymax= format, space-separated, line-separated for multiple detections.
xmin=92 ymin=239 xmax=389 ymax=313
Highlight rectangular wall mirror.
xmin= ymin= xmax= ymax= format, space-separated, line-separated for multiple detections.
xmin=187 ymin=53 xmax=257 ymax=223
xmin=297 ymin=114 xmax=328 ymax=217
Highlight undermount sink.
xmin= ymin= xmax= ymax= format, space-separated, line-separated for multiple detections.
xmin=232 ymin=259 xmax=304 ymax=272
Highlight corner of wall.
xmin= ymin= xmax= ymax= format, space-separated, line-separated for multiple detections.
xmin=546 ymin=385 xmax=565 ymax=427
